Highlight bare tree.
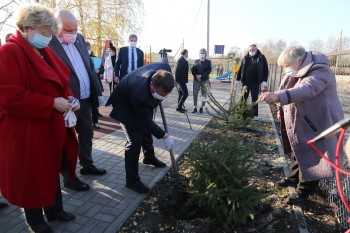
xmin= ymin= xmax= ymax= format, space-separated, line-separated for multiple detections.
xmin=0 ymin=0 xmax=29 ymax=34
xmin=308 ymin=39 xmax=326 ymax=53
xmin=259 ymin=39 xmax=287 ymax=64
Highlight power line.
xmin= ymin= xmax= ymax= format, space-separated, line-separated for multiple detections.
xmin=186 ymin=0 xmax=204 ymax=40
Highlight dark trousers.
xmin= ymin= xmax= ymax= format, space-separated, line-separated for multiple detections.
xmin=121 ymin=123 xmax=157 ymax=183
xmin=91 ymin=106 xmax=99 ymax=124
xmin=24 ymin=182 xmax=63 ymax=226
xmin=62 ymin=98 xmax=94 ymax=183
xmin=177 ymin=82 xmax=188 ymax=108
xmin=243 ymin=83 xmax=259 ymax=116
xmin=287 ymin=153 xmax=319 ymax=194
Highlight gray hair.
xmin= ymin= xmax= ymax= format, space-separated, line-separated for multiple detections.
xmin=199 ymin=48 xmax=207 ymax=54
xmin=277 ymin=46 xmax=306 ymax=66
xmin=16 ymin=3 xmax=59 ymax=34
xmin=129 ymin=34 xmax=138 ymax=40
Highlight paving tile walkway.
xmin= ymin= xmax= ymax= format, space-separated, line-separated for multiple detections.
xmin=0 ymin=81 xmax=277 ymax=233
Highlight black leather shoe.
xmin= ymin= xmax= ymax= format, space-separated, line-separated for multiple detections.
xmin=64 ymin=178 xmax=90 ymax=191
xmin=276 ymin=178 xmax=297 ymax=188
xmin=199 ymin=107 xmax=203 ymax=113
xmin=30 ymin=223 xmax=53 ymax=233
xmin=0 ymin=202 xmax=9 ymax=209
xmin=46 ymin=210 xmax=75 ymax=222
xmin=192 ymin=108 xmax=197 ymax=113
xmin=176 ymin=107 xmax=186 ymax=113
xmin=143 ymin=158 xmax=166 ymax=168
xmin=80 ymin=166 xmax=107 ymax=175
xmin=126 ymin=180 xmax=150 ymax=194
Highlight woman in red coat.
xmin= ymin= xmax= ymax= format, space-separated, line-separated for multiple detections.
xmin=0 ymin=4 xmax=79 ymax=232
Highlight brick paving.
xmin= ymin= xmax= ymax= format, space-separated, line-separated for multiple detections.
xmin=0 ymin=80 xmax=277 ymax=233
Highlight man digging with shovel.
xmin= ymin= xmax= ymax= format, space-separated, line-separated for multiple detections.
xmin=106 ymin=59 xmax=175 ymax=194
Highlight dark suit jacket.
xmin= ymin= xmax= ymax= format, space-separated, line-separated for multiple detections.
xmin=114 ymin=46 xmax=144 ymax=80
xmin=175 ymin=56 xmax=189 ymax=83
xmin=191 ymin=59 xmax=212 ymax=81
xmin=107 ymin=61 xmax=171 ymax=139
xmin=48 ymin=34 xmax=102 ymax=108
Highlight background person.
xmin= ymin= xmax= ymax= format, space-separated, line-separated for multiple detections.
xmin=86 ymin=41 xmax=104 ymax=129
xmin=104 ymin=45 xmax=117 ymax=94
xmin=237 ymin=44 xmax=268 ymax=120
xmin=259 ymin=46 xmax=344 ymax=204
xmin=175 ymin=49 xmax=189 ymax=113
xmin=49 ymin=9 xmax=107 ymax=192
xmin=0 ymin=4 xmax=78 ymax=232
xmin=106 ymin=61 xmax=175 ymax=194
xmin=113 ymin=34 xmax=144 ymax=83
xmin=191 ymin=48 xmax=212 ymax=114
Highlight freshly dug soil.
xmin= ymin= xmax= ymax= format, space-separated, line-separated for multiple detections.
xmin=118 ymin=106 xmax=343 ymax=233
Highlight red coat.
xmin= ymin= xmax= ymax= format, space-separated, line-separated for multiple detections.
xmin=0 ymin=30 xmax=78 ymax=208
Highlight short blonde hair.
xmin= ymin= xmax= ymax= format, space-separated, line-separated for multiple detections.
xmin=277 ymin=46 xmax=306 ymax=66
xmin=199 ymin=48 xmax=207 ymax=54
xmin=16 ymin=3 xmax=59 ymax=35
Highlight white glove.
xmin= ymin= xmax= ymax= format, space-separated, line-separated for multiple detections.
xmin=162 ymin=133 xmax=174 ymax=151
xmin=98 ymin=96 xmax=105 ymax=105
xmin=261 ymin=81 xmax=268 ymax=89
xmin=63 ymin=98 xmax=80 ymax=128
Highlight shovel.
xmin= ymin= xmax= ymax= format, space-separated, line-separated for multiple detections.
xmin=158 ymin=102 xmax=183 ymax=203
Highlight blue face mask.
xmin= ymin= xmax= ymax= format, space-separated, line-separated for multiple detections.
xmin=28 ymin=33 xmax=52 ymax=49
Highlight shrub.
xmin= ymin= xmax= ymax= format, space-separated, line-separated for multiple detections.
xmin=206 ymin=83 xmax=255 ymax=129
xmin=186 ymin=134 xmax=261 ymax=224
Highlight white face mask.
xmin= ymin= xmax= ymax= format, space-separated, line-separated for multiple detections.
xmin=129 ymin=41 xmax=137 ymax=48
xmin=152 ymin=91 xmax=166 ymax=101
xmin=249 ymin=51 xmax=256 ymax=56
xmin=284 ymin=66 xmax=297 ymax=76
xmin=88 ymin=49 xmax=92 ymax=55
xmin=199 ymin=53 xmax=206 ymax=59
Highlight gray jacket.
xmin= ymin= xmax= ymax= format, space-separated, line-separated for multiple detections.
xmin=276 ymin=51 xmax=344 ymax=181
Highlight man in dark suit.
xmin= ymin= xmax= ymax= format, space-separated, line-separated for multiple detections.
xmin=106 ymin=60 xmax=175 ymax=194
xmin=175 ymin=49 xmax=189 ymax=113
xmin=113 ymin=34 xmax=144 ymax=84
xmin=49 ymin=10 xmax=107 ymax=191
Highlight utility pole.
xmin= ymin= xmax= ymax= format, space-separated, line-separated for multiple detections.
xmin=335 ymin=30 xmax=342 ymax=74
xmin=207 ymin=0 xmax=210 ymax=57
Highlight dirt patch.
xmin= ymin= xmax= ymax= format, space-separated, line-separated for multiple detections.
xmin=118 ymin=116 xmax=343 ymax=233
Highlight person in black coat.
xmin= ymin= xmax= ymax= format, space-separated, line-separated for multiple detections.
xmin=175 ymin=49 xmax=189 ymax=113
xmin=237 ymin=44 xmax=268 ymax=118
xmin=106 ymin=60 xmax=175 ymax=194
xmin=113 ymin=34 xmax=144 ymax=83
